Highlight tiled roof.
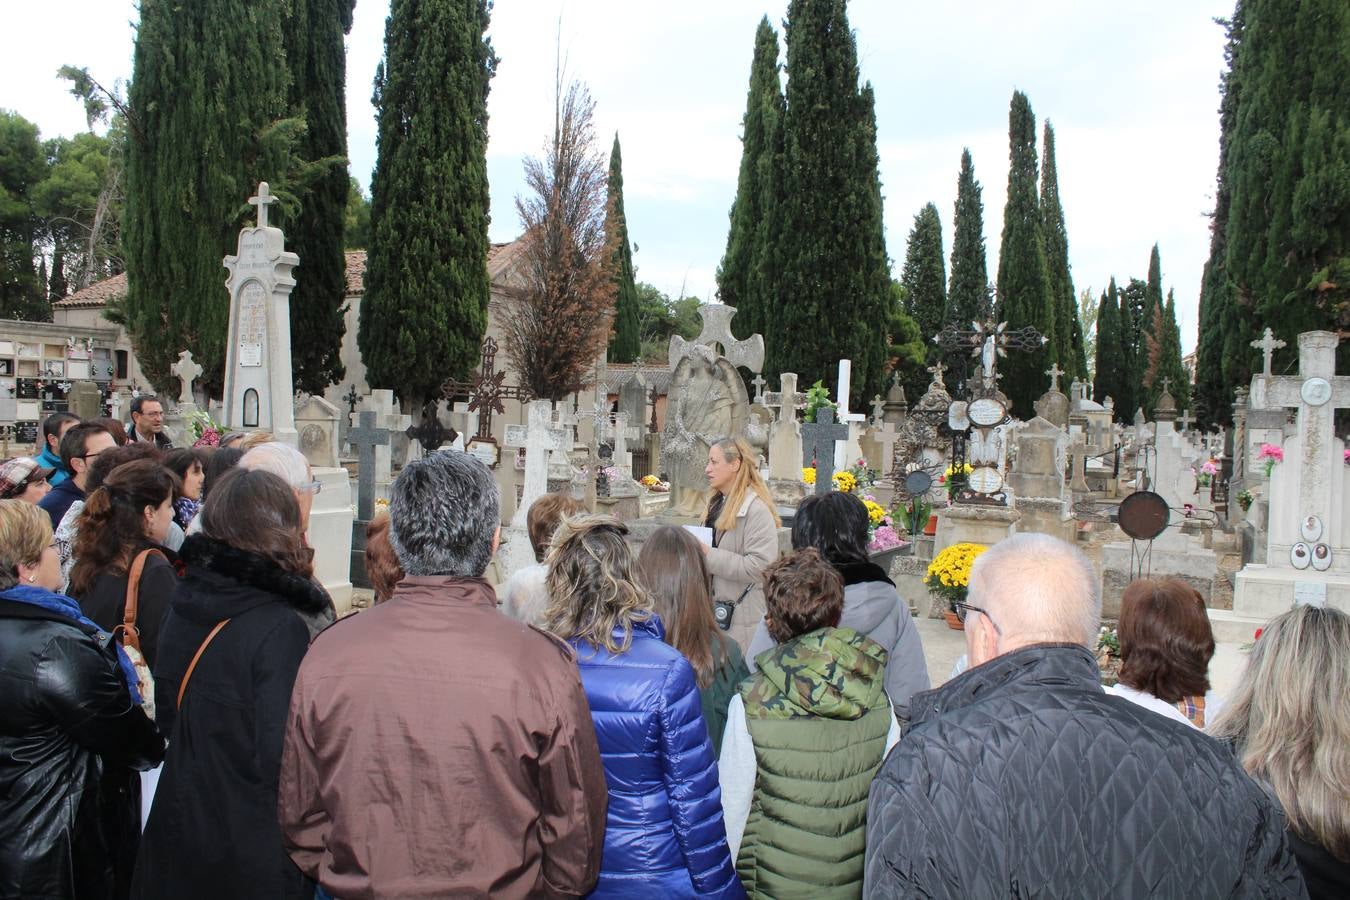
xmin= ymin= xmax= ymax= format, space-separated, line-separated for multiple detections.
xmin=52 ymin=272 xmax=127 ymax=309
xmin=603 ymin=362 xmax=673 ymax=395
xmin=344 ymin=250 xmax=366 ymax=295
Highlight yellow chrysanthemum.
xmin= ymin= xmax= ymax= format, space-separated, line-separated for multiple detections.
xmin=802 ymin=467 xmax=816 ymax=485
xmin=832 ymin=470 xmax=857 ymax=493
xmin=864 ymin=499 xmax=885 ymax=525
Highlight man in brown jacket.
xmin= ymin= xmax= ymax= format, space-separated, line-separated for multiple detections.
xmin=278 ymin=451 xmax=607 ymax=898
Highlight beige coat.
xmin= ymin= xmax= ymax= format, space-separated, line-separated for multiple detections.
xmin=706 ymin=493 xmax=780 ymax=656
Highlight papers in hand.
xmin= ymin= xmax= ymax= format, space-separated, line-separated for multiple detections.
xmin=683 ymin=525 xmax=714 ymax=547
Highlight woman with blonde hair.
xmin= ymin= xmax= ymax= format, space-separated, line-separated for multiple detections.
xmin=703 ymin=436 xmax=780 ymax=655
xmin=1209 ymin=605 xmax=1350 ymax=898
xmin=637 ymin=525 xmax=749 ymax=755
xmin=544 ymin=515 xmax=741 ymax=899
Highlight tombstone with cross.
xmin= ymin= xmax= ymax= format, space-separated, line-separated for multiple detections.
xmin=171 ymin=350 xmax=203 ymax=410
xmin=1232 ymin=331 xmax=1350 ymax=622
xmin=347 ymin=411 xmax=391 ymax=523
xmin=801 ymin=407 xmax=850 ymax=496
xmin=440 ymin=337 xmax=532 ymax=467
xmin=221 ymin=181 xmax=300 ymax=446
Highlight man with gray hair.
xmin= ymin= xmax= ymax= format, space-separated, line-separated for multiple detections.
xmin=278 ymin=451 xmax=608 ymax=898
xmin=864 ymin=533 xmax=1305 ymax=898
xmin=240 ymin=442 xmax=318 ymax=529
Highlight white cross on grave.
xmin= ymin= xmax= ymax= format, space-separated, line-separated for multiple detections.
xmin=605 ymin=411 xmax=642 ymax=474
xmin=503 ymin=400 xmax=569 ymax=529
xmin=1046 ymin=362 xmax=1065 ymax=393
xmin=1251 ymin=327 xmax=1287 ymax=379
xmin=249 ymin=182 xmax=277 ymax=229
xmin=751 ymin=373 xmax=767 ymax=406
xmin=171 ymin=349 xmax=203 ymax=408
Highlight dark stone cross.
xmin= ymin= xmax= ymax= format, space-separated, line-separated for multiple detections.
xmin=800 ymin=407 xmax=850 ymax=496
xmin=405 ymin=403 xmax=458 ymax=452
xmin=339 ymin=385 xmax=360 ymax=451
xmin=348 ymin=410 xmax=391 ymax=522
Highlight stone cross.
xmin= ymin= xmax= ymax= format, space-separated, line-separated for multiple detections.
xmin=927 ymin=360 xmax=948 ymax=387
xmin=348 ymin=411 xmax=391 ymax=522
xmin=1178 ymin=410 xmax=1193 ymax=432
xmin=751 ymin=373 xmax=767 ymax=405
xmin=669 ymin=303 xmax=765 ymax=372
xmin=870 ymin=394 xmax=886 ymax=427
xmin=171 ymin=350 xmax=202 ymax=407
xmin=248 ymin=182 xmax=277 ymax=229
xmin=1251 ymin=327 xmax=1287 ymax=378
xmin=800 ymin=406 xmax=850 ymax=496
xmin=1046 ymin=362 xmax=1065 ymax=393
xmin=765 ymin=372 xmax=806 ymax=423
xmin=504 ymin=400 xmax=569 ymax=527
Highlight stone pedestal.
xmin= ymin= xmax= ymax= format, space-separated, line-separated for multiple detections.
xmin=1100 ymin=539 xmax=1217 ymax=619
xmin=309 ymin=466 xmax=354 ymax=615
xmin=1015 ymin=496 xmax=1076 ymax=543
xmin=934 ymin=504 xmax=1020 ymax=557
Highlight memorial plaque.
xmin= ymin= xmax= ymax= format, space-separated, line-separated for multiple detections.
xmin=237 ymin=281 xmax=266 ymax=367
xmin=1293 ymin=581 xmax=1327 ymax=607
xmin=1117 ymin=490 xmax=1170 ymax=541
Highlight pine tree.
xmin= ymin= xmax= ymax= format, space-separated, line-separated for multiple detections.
xmin=1040 ymin=121 xmax=1083 ymax=378
xmin=606 ymin=133 xmax=640 ymax=363
xmin=946 ymin=148 xmax=990 ymax=328
xmin=48 ymin=248 xmax=67 ymax=302
xmin=1092 ymin=282 xmax=1122 ymax=414
xmin=282 ymin=0 xmax=355 ymax=394
xmin=899 ymin=203 xmax=945 ymax=399
xmin=124 ymin=0 xmax=294 ymax=394
xmin=359 ymin=0 xmax=497 ymax=416
xmin=717 ymin=16 xmax=783 ymax=346
xmin=771 ymin=0 xmax=891 ymax=408
xmin=995 ymin=90 xmax=1055 ymax=417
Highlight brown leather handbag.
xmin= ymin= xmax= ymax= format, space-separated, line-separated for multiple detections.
xmin=115 ymin=548 xmax=166 ymax=718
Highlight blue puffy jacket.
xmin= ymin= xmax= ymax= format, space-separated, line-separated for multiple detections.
xmin=570 ymin=615 xmax=744 ymax=899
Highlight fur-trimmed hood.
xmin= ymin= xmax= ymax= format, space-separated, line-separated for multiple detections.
xmin=178 ymin=534 xmax=330 ymax=617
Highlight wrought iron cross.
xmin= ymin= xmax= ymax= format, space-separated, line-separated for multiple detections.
xmin=342 ymin=385 xmax=360 ymax=418
xmin=440 ymin=337 xmax=533 ymax=441
xmin=405 ymin=401 xmax=459 ymax=452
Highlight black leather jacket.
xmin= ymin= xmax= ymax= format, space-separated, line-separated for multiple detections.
xmin=0 ymin=597 xmax=164 ymax=900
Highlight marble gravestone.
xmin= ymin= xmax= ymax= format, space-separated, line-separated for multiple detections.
xmin=221 ymin=183 xmax=299 ymax=446
xmin=67 ymin=381 xmax=103 ymax=422
xmin=661 ymin=303 xmax=763 ymax=520
xmin=295 ymin=394 xmax=341 ymax=469
xmin=1224 ymin=331 xmax=1350 ymax=639
xmin=499 ymin=400 xmax=570 ymax=578
xmin=765 ymin=372 xmax=807 ymax=506
xmin=1011 ymin=416 xmax=1074 ymax=542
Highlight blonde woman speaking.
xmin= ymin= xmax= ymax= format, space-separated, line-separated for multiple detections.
xmin=702 ymin=436 xmax=780 ymax=656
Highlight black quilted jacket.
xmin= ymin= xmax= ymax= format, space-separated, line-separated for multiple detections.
xmin=864 ymin=644 xmax=1307 ymax=899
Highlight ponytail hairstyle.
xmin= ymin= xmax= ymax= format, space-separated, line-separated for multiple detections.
xmin=706 ymin=436 xmax=779 ymax=533
xmin=69 ymin=458 xmax=179 ymax=598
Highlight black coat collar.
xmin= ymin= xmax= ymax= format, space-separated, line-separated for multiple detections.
xmin=836 ymin=559 xmax=895 ymax=587
xmin=909 ymin=643 xmax=1100 ymax=726
xmin=179 ymin=535 xmax=328 ymax=614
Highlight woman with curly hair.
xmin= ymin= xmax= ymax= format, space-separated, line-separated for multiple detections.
xmin=544 ymin=516 xmax=741 ymax=899
xmin=69 ymin=458 xmax=181 ymax=670
xmin=1210 ymin=605 xmax=1350 ymax=898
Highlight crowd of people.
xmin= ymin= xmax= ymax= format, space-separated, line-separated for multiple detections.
xmin=0 ymin=409 xmax=1345 ymax=899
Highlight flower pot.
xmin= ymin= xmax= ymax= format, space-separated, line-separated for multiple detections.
xmin=943 ymin=610 xmax=965 ymax=631
xmin=923 ymin=514 xmax=938 ymax=536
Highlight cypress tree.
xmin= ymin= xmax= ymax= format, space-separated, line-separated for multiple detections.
xmin=772 ymin=0 xmax=890 ymax=407
xmin=1150 ymin=288 xmax=1191 ymax=413
xmin=717 ymin=16 xmax=783 ymax=346
xmin=899 ymin=203 xmax=945 ymax=400
xmin=282 ymin=0 xmax=355 ymax=394
xmin=48 ymin=248 xmax=67 ymax=302
xmin=1195 ymin=9 xmax=1244 ymax=428
xmin=1116 ymin=278 xmax=1143 ymax=417
xmin=1092 ymin=282 xmax=1122 ymax=414
xmin=900 ymin=203 xmax=946 ymax=342
xmin=359 ymin=0 xmax=497 ymax=416
xmin=946 ymin=148 xmax=990 ymax=328
xmin=124 ymin=0 xmax=294 ymax=394
xmin=606 ymin=133 xmax=640 ymax=363
xmin=1139 ymin=244 xmax=1165 ymax=411
xmin=995 ymin=90 xmax=1055 ymax=417
xmin=1039 ymin=122 xmax=1085 ymax=379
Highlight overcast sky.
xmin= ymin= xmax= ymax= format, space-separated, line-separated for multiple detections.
xmin=3 ymin=0 xmax=1233 ymax=354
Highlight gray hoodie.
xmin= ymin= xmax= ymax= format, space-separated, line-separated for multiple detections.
xmin=745 ymin=560 xmax=930 ymax=720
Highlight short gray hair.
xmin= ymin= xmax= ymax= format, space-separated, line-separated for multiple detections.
xmin=967 ymin=533 xmax=1100 ymax=647
xmin=240 ymin=442 xmax=310 ymax=489
xmin=389 ymin=450 xmax=499 ymax=577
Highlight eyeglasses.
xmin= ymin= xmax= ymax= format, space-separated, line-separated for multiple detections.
xmin=955 ymin=599 xmax=1002 ymax=635
xmin=296 ymin=480 xmax=323 ymax=495
xmin=138 ymin=410 xmax=164 ymax=419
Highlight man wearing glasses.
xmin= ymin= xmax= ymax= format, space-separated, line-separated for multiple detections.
xmin=128 ymin=395 xmax=174 ymax=449
xmin=38 ymin=422 xmax=115 ymax=529
xmin=864 ymin=533 xmax=1305 ymax=898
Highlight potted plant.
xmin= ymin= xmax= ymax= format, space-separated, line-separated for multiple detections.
xmin=894 ymin=496 xmax=932 ymax=538
xmin=863 ymin=496 xmax=908 ymax=567
xmin=924 ymin=541 xmax=987 ymax=630
xmin=1096 ymin=626 xmax=1121 ymax=685
xmin=803 ymin=380 xmax=836 ymax=424
xmin=938 ymin=463 xmax=972 ymax=503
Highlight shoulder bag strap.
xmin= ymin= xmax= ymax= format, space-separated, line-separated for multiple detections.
xmin=177 ymin=618 xmax=232 ymax=709
xmin=120 ymin=548 xmax=164 ymax=653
